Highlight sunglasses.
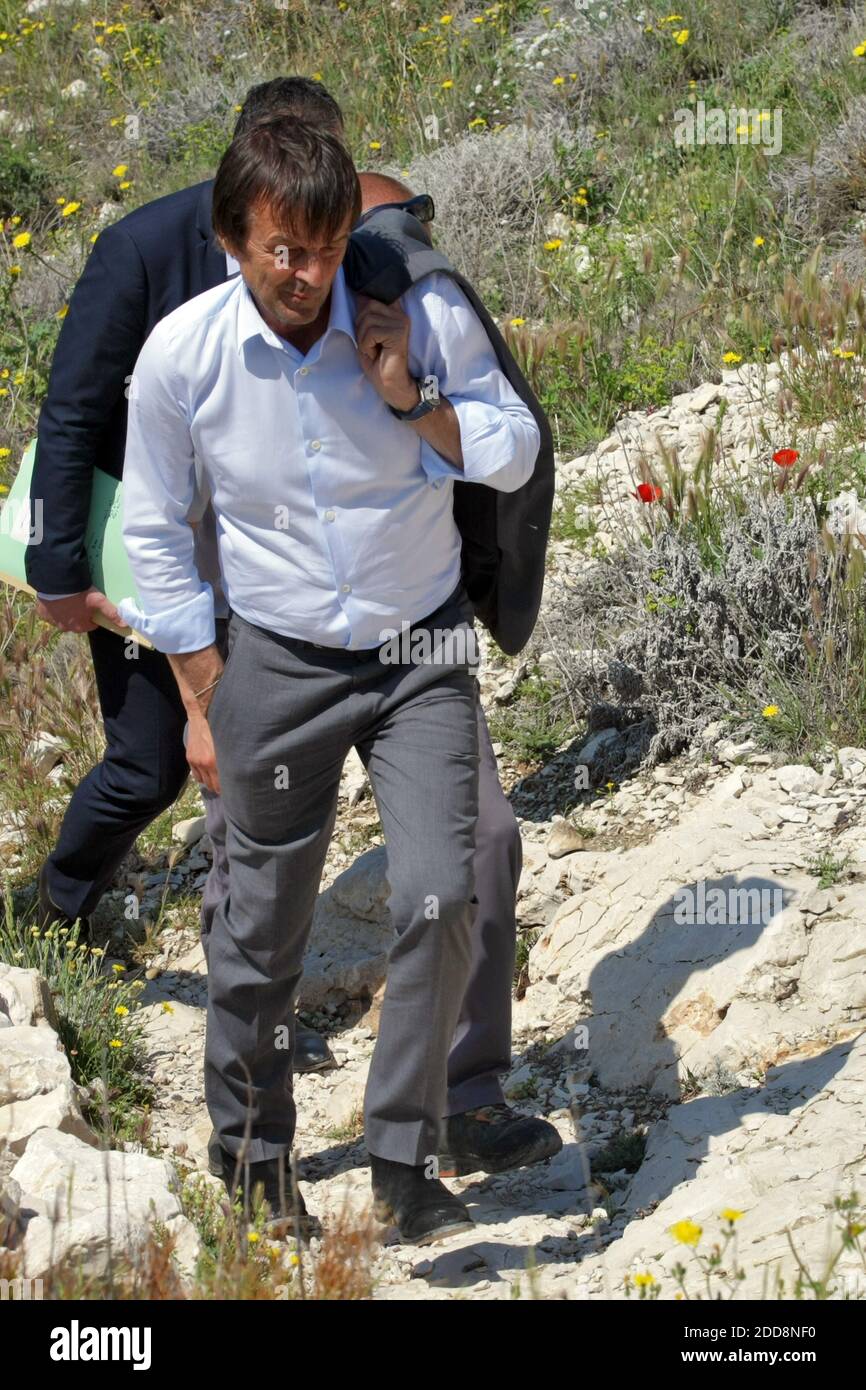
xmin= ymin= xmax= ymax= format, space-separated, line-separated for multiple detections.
xmin=356 ymin=193 xmax=435 ymax=227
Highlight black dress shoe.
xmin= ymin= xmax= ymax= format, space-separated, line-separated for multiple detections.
xmin=36 ymin=863 xmax=90 ymax=943
xmin=295 ymin=1024 xmax=337 ymax=1074
xmin=370 ymin=1154 xmax=474 ymax=1245
xmin=438 ymin=1103 xmax=563 ymax=1178
xmin=217 ymin=1145 xmax=321 ymax=1240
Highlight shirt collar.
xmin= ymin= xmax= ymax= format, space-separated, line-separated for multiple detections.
xmin=236 ymin=261 xmax=357 ymax=357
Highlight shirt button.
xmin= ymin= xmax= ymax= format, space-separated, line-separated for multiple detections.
xmin=311 ymin=439 xmax=321 ymax=450
xmin=341 ymin=583 xmax=351 ymax=594
xmin=299 ymin=366 xmax=309 ymax=376
xmin=324 ymin=509 xmax=336 ymax=522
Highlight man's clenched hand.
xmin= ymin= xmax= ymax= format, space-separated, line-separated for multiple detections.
xmin=36 ymin=587 xmax=124 ymax=634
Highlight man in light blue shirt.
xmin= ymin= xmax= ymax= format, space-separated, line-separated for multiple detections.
xmin=120 ymin=115 xmax=541 ymax=1243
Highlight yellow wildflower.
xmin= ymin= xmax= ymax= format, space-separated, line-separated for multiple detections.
xmin=12 ymin=231 xmax=31 ymax=248
xmin=674 ymin=28 xmax=689 ymax=44
xmin=112 ymin=163 xmax=128 ymax=177
xmin=722 ymin=351 xmax=742 ymax=363
xmin=109 ymin=1038 xmax=123 ymax=1049
xmin=61 ymin=202 xmax=81 ymax=217
xmin=441 ymin=79 xmax=453 ymax=88
xmin=510 ymin=317 xmax=526 ymax=327
xmin=753 ymin=235 xmax=765 ymax=246
xmin=762 ymin=704 xmax=779 ymax=718
xmin=670 ymin=1219 xmax=702 ymax=1246
xmin=544 ymin=238 xmax=563 ymax=250
xmin=720 ymin=1208 xmax=743 ymax=1223
xmin=368 ymin=141 xmax=381 ymax=150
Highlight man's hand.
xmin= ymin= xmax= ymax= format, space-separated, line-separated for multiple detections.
xmin=185 ymin=711 xmax=221 ymax=794
xmin=354 ymin=293 xmax=419 ymax=411
xmin=354 ymin=293 xmax=464 ymax=467
xmin=36 ymin=587 xmax=124 ymax=634
xmin=166 ymin=644 xmax=224 ymax=794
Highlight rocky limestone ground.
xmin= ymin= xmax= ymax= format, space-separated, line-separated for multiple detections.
xmin=3 ymin=367 xmax=866 ymax=1298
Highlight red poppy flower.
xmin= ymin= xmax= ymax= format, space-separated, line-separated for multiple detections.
xmin=633 ymin=483 xmax=663 ymax=502
xmin=772 ymin=448 xmax=799 ymax=468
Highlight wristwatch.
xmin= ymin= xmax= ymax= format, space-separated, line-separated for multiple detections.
xmin=388 ymin=373 xmax=441 ymax=421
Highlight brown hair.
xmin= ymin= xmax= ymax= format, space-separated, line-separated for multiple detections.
xmin=212 ymin=115 xmax=361 ymax=254
xmin=233 ymin=76 xmax=344 ymax=139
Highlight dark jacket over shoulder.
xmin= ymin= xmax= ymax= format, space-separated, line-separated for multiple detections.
xmin=344 ymin=208 xmax=554 ymax=655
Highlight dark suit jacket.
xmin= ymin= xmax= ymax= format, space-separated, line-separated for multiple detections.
xmin=27 ymin=181 xmax=552 ymax=655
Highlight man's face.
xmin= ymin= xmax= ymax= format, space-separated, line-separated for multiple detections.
xmin=225 ymin=199 xmax=354 ymax=335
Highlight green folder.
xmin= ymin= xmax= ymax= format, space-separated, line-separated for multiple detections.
xmin=0 ymin=439 xmax=151 ymax=646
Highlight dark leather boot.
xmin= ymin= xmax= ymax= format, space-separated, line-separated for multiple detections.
xmin=439 ymin=1103 xmax=562 ymax=1178
xmin=295 ymin=1024 xmax=337 ymax=1073
xmin=370 ymin=1154 xmax=473 ymax=1245
xmin=217 ymin=1145 xmax=320 ymax=1240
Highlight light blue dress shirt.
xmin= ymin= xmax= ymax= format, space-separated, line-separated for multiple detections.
xmin=118 ymin=262 xmax=540 ymax=653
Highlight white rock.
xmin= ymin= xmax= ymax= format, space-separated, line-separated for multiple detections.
xmin=60 ymin=79 xmax=89 ymax=100
xmin=0 ymin=966 xmax=59 ymax=1029
xmin=579 ymin=1032 xmax=866 ymax=1299
xmin=0 ymin=1025 xmax=71 ymax=1106
xmin=25 ymin=733 xmax=66 ymax=776
xmin=11 ymin=1129 xmax=200 ymax=1281
xmin=0 ymin=1081 xmax=97 ymax=1155
xmin=171 ymin=816 xmax=207 ymax=847
xmin=544 ymin=1144 xmax=591 ymax=1192
xmin=776 ymin=765 xmax=820 ymax=795
xmin=340 ymin=746 xmax=369 ymax=806
xmin=298 ymin=846 xmax=395 ymax=1009
xmin=547 ymin=822 xmax=586 ymax=859
xmin=716 ymin=737 xmax=756 ymax=764
xmin=503 ymin=1063 xmax=535 ymax=1097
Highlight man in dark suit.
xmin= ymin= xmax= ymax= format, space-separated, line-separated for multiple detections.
xmin=27 ymin=77 xmax=560 ymax=1179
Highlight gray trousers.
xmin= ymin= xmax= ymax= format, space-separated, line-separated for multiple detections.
xmin=200 ymin=614 xmax=521 ymax=1120
xmin=205 ymin=583 xmax=494 ymax=1164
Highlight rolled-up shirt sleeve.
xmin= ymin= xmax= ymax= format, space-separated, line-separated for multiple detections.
xmin=117 ymin=325 xmax=215 ymax=653
xmin=405 ymin=271 xmax=541 ymax=493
